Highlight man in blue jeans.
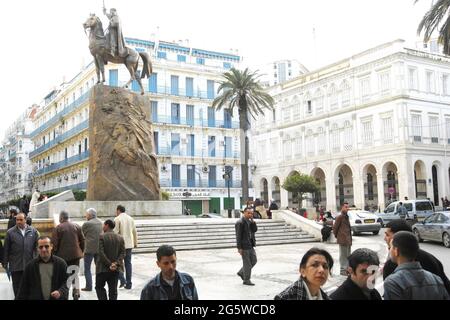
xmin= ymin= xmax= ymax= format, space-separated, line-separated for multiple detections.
xmin=81 ymin=208 xmax=103 ymax=291
xmin=114 ymin=205 xmax=137 ymax=289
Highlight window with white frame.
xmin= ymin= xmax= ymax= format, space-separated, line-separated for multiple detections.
xmin=429 ymin=116 xmax=440 ymax=144
xmin=331 ymin=124 xmax=340 ymax=152
xmin=292 ymin=97 xmax=301 ymax=121
xmin=295 ymin=135 xmax=302 ymax=156
xmin=317 ymin=127 xmax=326 ymax=154
xmin=328 ymin=85 xmax=338 ymax=110
xmin=443 ymin=74 xmax=449 ymax=95
xmin=381 ymin=116 xmax=393 ymax=144
xmin=271 ymin=138 xmax=279 ymax=157
xmin=306 ymin=130 xmax=315 ymax=155
xmin=408 ymin=67 xmax=419 ymax=90
xmin=359 ymin=77 xmax=371 ymax=103
xmin=283 ymin=106 xmax=291 ymax=122
xmin=378 ymin=71 xmax=390 ymax=94
xmin=343 ymin=121 xmax=353 ymax=151
xmin=314 ymin=89 xmax=324 ymax=114
xmin=446 ymin=118 xmax=450 ymax=144
xmin=341 ymin=82 xmax=351 ymax=107
xmin=284 ymin=137 xmax=292 ymax=160
xmin=426 ymin=70 xmax=436 ymax=93
xmin=362 ymin=119 xmax=373 ymax=145
xmin=411 ymin=114 xmax=422 ymax=142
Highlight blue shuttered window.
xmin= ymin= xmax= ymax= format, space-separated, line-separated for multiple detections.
xmin=171 ymin=133 xmax=180 ymax=156
xmin=109 ymin=69 xmax=118 ymax=87
xmin=171 ymin=75 xmax=179 ymax=95
xmin=186 ymin=77 xmax=194 ymax=97
xmin=208 ymin=136 xmax=215 ymax=157
xmin=207 ymin=80 xmax=215 ymax=99
xmin=149 ymin=73 xmax=157 ymax=93
xmin=186 ymin=105 xmax=194 ymax=126
xmin=225 ymin=137 xmax=232 ymax=158
xmin=151 ymin=101 xmax=158 ymax=122
xmin=172 ymin=164 xmax=180 ymax=187
xmin=208 ymin=166 xmax=217 ymax=188
xmin=187 ymin=134 xmax=195 ymax=157
xmin=208 ymin=107 xmax=215 ymax=127
xmin=196 ymin=58 xmax=205 ymax=65
xmin=224 ymin=109 xmax=232 ymax=128
xmin=171 ymin=103 xmax=180 ymax=124
xmin=187 ymin=165 xmax=195 ymax=187
xmin=153 ymin=131 xmax=159 ymax=154
xmin=177 ymin=55 xmax=186 ymax=62
xmin=157 ymin=51 xmax=167 ymax=59
xmin=223 ymin=62 xmax=231 ymax=69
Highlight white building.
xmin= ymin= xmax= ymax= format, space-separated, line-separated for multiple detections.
xmin=28 ymin=37 xmax=247 ymax=215
xmin=260 ymin=59 xmax=309 ymax=87
xmin=252 ymin=39 xmax=450 ymax=212
xmin=0 ymin=106 xmax=37 ymax=202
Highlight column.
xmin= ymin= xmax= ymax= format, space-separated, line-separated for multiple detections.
xmin=353 ymin=175 xmax=365 ymax=210
xmin=280 ymin=187 xmax=289 ymax=209
xmin=377 ymin=173 xmax=385 ymax=211
xmin=325 ymin=177 xmax=336 ymax=212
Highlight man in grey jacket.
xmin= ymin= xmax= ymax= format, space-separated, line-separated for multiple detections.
xmin=81 ymin=208 xmax=103 ymax=292
xmin=2 ymin=213 xmax=40 ymax=297
xmin=235 ymin=207 xmax=258 ymax=286
xmin=384 ymin=231 xmax=450 ymax=300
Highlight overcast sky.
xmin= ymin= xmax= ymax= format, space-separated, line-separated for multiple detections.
xmin=0 ymin=0 xmax=433 ymax=140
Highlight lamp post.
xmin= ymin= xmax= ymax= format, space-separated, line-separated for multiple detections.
xmin=223 ymin=167 xmax=233 ymax=218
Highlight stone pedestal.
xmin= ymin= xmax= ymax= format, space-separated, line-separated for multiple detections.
xmin=87 ymin=85 xmax=160 ymax=201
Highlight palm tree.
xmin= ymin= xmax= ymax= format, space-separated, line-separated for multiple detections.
xmin=212 ymin=68 xmax=274 ymax=206
xmin=416 ymin=0 xmax=450 ymax=55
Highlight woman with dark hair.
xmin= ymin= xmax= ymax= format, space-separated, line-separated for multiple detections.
xmin=274 ymin=248 xmax=333 ymax=300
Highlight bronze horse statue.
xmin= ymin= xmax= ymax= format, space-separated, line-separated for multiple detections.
xmin=83 ymin=14 xmax=151 ymax=95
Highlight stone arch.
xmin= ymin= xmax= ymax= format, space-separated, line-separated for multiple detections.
xmin=432 ymin=161 xmax=443 ymax=206
xmin=259 ymin=177 xmax=269 ymax=204
xmin=310 ymin=167 xmax=327 ymax=209
xmin=414 ymin=160 xmax=427 ymax=199
xmin=286 ymin=170 xmax=301 ymax=208
xmin=382 ymin=161 xmax=399 ymax=205
xmin=334 ymin=163 xmax=355 ymax=209
xmin=271 ymin=176 xmax=281 ymax=207
xmin=362 ymin=163 xmax=378 ymax=211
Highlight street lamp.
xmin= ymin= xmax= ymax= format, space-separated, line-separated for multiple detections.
xmin=223 ymin=167 xmax=233 ymax=218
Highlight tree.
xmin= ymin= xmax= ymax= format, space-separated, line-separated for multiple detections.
xmin=416 ymin=0 xmax=450 ymax=55
xmin=282 ymin=173 xmax=320 ymax=211
xmin=212 ymin=68 xmax=274 ymax=204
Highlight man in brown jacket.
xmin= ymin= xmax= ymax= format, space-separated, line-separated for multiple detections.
xmin=52 ymin=210 xmax=85 ymax=300
xmin=332 ymin=202 xmax=352 ymax=276
xmin=96 ymin=219 xmax=125 ymax=300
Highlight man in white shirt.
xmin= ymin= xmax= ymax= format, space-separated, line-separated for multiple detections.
xmin=114 ymin=205 xmax=137 ymax=289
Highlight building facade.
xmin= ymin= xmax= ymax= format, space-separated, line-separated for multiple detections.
xmin=28 ymin=38 xmax=246 ymax=215
xmin=0 ymin=107 xmax=36 ymax=203
xmin=260 ymin=59 xmax=309 ymax=87
xmin=252 ymin=39 xmax=450 ymax=212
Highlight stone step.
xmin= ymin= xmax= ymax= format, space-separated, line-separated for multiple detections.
xmin=134 ymin=237 xmax=318 ymax=253
xmin=135 ymin=221 xmax=288 ymax=230
xmin=136 ymin=224 xmax=298 ymax=234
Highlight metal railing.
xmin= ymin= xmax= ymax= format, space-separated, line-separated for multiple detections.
xmin=153 ymin=115 xmax=239 ymax=129
xmin=35 ymin=150 xmax=90 ymax=176
xmin=157 ymin=146 xmax=239 ymax=159
xmin=160 ymin=179 xmax=244 ymax=188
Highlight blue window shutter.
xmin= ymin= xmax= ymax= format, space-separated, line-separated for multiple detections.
xmin=186 ymin=105 xmax=194 ymax=126
xmin=157 ymin=51 xmax=167 ymax=59
xmin=151 ymin=101 xmax=158 ymax=122
xmin=207 ymin=80 xmax=215 ymax=99
xmin=177 ymin=55 xmax=186 ymax=62
xmin=196 ymin=57 xmax=205 ymax=65
xmin=171 ymin=75 xmax=179 ymax=95
xmin=149 ymin=73 xmax=157 ymax=93
xmin=208 ymin=107 xmax=215 ymax=127
xmin=208 ymin=136 xmax=216 ymax=157
xmin=187 ymin=134 xmax=195 ymax=156
xmin=209 ymin=166 xmax=216 ymax=187
xmin=171 ymin=133 xmax=180 ymax=155
xmin=186 ymin=77 xmax=194 ymax=97
xmin=225 ymin=137 xmax=232 ymax=158
xmin=109 ymin=69 xmax=118 ymax=87
xmin=224 ymin=109 xmax=232 ymax=128
xmin=171 ymin=103 xmax=180 ymax=124
xmin=187 ymin=165 xmax=195 ymax=187
xmin=172 ymin=164 xmax=180 ymax=187
xmin=223 ymin=62 xmax=231 ymax=69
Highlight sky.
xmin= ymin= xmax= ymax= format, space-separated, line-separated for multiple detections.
xmin=0 ymin=0 xmax=434 ymax=140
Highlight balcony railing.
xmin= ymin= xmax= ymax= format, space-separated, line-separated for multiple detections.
xmin=160 ymin=179 xmax=245 ymax=188
xmin=35 ymin=150 xmax=90 ymax=176
xmin=30 ymin=90 xmax=90 ymax=138
xmin=30 ymin=120 xmax=89 ymax=159
xmin=153 ymin=115 xmax=239 ymax=129
xmin=157 ymin=146 xmax=239 ymax=159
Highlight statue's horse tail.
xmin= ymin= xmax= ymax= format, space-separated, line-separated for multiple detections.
xmin=139 ymin=52 xmax=152 ymax=79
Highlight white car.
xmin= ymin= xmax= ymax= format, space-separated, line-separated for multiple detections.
xmin=335 ymin=210 xmax=382 ymax=236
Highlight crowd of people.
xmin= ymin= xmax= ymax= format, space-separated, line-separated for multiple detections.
xmin=1 ymin=201 xmax=450 ymax=300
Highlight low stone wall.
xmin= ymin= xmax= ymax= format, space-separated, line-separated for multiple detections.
xmin=272 ymin=210 xmax=322 ymax=241
xmin=34 ymin=200 xmax=183 ymax=219
xmin=0 ymin=219 xmax=55 ymax=238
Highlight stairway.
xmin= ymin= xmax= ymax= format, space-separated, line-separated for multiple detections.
xmin=134 ymin=219 xmax=318 ymax=253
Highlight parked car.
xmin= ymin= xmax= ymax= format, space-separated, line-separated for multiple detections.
xmin=335 ymin=209 xmax=382 ymax=235
xmin=412 ymin=212 xmax=450 ymax=248
xmin=376 ymin=200 xmax=434 ymax=226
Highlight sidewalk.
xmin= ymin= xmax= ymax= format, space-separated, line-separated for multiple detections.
xmin=0 ymin=235 xmax=387 ymax=300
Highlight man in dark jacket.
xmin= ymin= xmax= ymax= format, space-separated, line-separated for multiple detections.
xmin=330 ymin=248 xmax=382 ymax=300
xmin=19 ymin=196 xmax=29 ymax=216
xmin=95 ymin=220 xmax=125 ymax=300
xmin=235 ymin=207 xmax=258 ymax=285
xmin=333 ymin=202 xmax=352 ymax=275
xmin=140 ymin=245 xmax=198 ymax=300
xmin=16 ymin=236 xmax=68 ymax=300
xmin=52 ymin=210 xmax=85 ymax=300
xmin=81 ymin=208 xmax=103 ymax=292
xmin=2 ymin=213 xmax=40 ymax=297
xmin=383 ymin=219 xmax=450 ymax=295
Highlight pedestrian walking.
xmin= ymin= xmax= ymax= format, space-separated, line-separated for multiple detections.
xmin=274 ymin=248 xmax=333 ymax=300
xmin=19 ymin=196 xmax=29 ymax=216
xmin=2 ymin=213 xmax=40 ymax=297
xmin=114 ymin=205 xmax=137 ymax=289
xmin=333 ymin=202 xmax=352 ymax=275
xmin=81 ymin=208 xmax=103 ymax=292
xmin=7 ymin=208 xmax=18 ymax=230
xmin=16 ymin=236 xmax=68 ymax=300
xmin=235 ymin=207 xmax=258 ymax=286
xmin=384 ymin=231 xmax=449 ymax=300
xmin=140 ymin=245 xmax=198 ymax=300
xmin=382 ymin=219 xmax=450 ymax=295
xmin=330 ymin=248 xmax=382 ymax=300
xmin=397 ymin=202 xmax=409 ymax=219
xmin=52 ymin=210 xmax=85 ymax=300
xmin=95 ymin=220 xmax=125 ymax=300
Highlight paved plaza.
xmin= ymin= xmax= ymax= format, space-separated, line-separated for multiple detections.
xmin=0 ymin=235 xmax=387 ymax=300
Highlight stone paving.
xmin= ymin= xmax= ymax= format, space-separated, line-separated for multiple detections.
xmin=0 ymin=234 xmax=387 ymax=300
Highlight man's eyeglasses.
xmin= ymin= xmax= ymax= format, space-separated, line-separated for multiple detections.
xmin=38 ymin=245 xmax=50 ymax=249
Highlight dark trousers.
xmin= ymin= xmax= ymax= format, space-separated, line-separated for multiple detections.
xmin=96 ymin=272 xmax=119 ymax=300
xmin=11 ymin=271 xmax=23 ymax=298
xmin=119 ymin=249 xmax=132 ymax=287
xmin=66 ymin=258 xmax=81 ymax=297
xmin=83 ymin=254 xmax=96 ymax=290
xmin=238 ymin=248 xmax=257 ymax=281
